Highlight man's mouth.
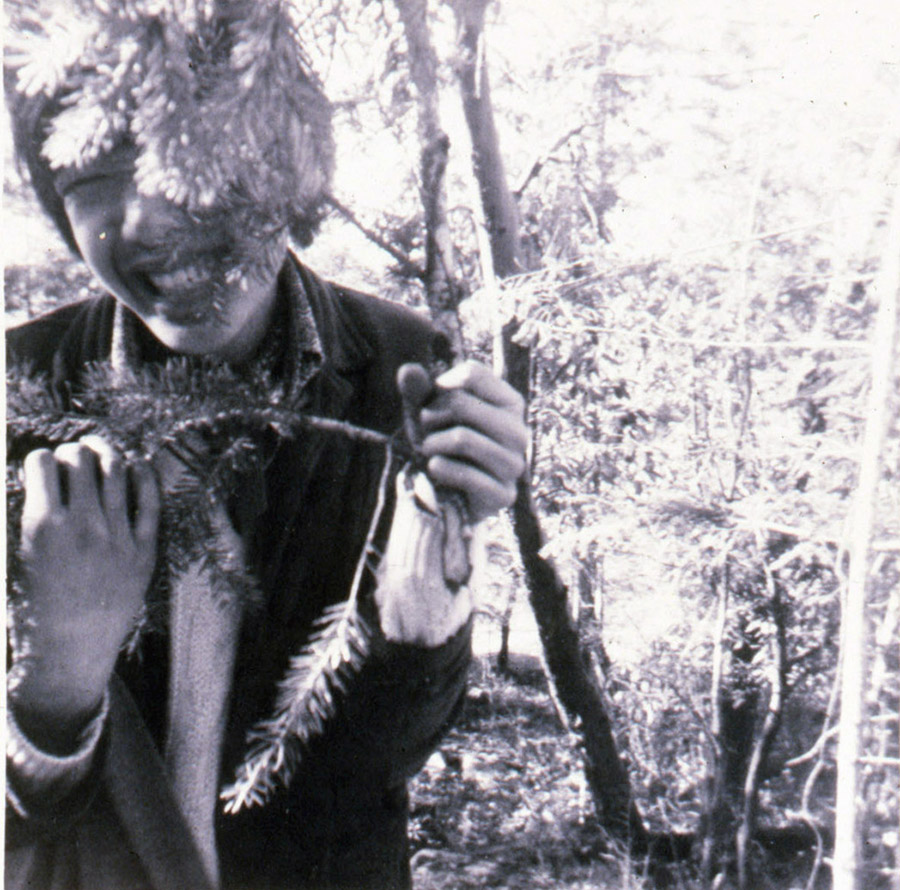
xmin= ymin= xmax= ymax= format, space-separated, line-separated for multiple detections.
xmin=146 ymin=262 xmax=213 ymax=293
xmin=124 ymin=260 xmax=222 ymax=324
xmin=157 ymin=295 xmax=209 ymax=319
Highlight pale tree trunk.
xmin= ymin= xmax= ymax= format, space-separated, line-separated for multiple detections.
xmin=393 ymin=0 xmax=465 ymax=351
xmin=451 ymin=0 xmax=521 ymax=279
xmin=833 ymin=183 xmax=900 ymax=890
xmin=448 ymin=0 xmax=649 ymax=850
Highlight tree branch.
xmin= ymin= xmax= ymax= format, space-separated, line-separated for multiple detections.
xmin=325 ymin=194 xmax=425 ymax=280
xmin=514 ymin=124 xmax=591 ymax=199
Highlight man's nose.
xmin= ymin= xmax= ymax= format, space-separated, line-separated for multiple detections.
xmin=120 ymin=188 xmax=188 ymax=246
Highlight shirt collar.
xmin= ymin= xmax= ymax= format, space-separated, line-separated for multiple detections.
xmin=285 ymin=253 xmax=376 ymax=376
xmin=255 ymin=257 xmax=324 ymax=397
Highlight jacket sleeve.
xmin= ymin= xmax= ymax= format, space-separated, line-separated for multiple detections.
xmin=337 ymin=616 xmax=473 ymax=786
xmin=5 ymin=676 xmax=213 ymax=890
xmin=6 ymin=692 xmax=108 ymax=823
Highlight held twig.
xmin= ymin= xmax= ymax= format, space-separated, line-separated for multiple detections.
xmin=161 ymin=410 xmax=406 ymax=453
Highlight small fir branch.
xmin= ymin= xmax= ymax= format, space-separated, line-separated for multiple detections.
xmin=8 ymin=362 xmax=408 ymax=804
xmin=220 ymin=603 xmax=371 ymax=812
xmin=220 ymin=443 xmax=395 ymax=812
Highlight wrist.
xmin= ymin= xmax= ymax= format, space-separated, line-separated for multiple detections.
xmin=9 ymin=656 xmax=112 ymax=755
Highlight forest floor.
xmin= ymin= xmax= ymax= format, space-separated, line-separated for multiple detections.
xmin=409 ymin=657 xmax=832 ymax=890
xmin=409 ymin=658 xmax=660 ymax=890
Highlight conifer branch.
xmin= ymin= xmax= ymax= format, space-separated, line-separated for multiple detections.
xmin=219 ymin=601 xmax=372 ymax=811
xmin=7 ymin=361 xmax=411 ymax=462
xmin=325 ymin=193 xmax=425 ymax=280
xmin=220 ymin=445 xmax=396 ymax=812
xmin=8 ymin=361 xmax=410 ymax=803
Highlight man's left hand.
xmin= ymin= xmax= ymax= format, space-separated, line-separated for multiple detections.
xmin=397 ymin=361 xmax=528 ymax=522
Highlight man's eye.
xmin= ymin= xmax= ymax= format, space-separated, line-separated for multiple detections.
xmin=54 ymin=149 xmax=137 ymax=198
xmin=59 ymin=174 xmax=107 ymax=196
xmin=55 ymin=170 xmax=112 ymax=200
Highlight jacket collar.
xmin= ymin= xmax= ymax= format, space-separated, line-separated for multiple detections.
xmin=287 ymin=253 xmax=375 ymax=376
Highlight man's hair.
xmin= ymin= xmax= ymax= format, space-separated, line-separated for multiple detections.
xmin=5 ymin=83 xmax=81 ymax=255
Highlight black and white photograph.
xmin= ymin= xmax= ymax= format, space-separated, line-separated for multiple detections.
xmin=4 ymin=1 xmax=898 ymax=888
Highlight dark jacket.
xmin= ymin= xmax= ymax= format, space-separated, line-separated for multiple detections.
xmin=6 ymin=257 xmax=471 ymax=890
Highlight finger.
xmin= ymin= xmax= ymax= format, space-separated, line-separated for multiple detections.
xmin=80 ymin=435 xmax=127 ymax=522
xmin=130 ymin=459 xmax=160 ymax=545
xmin=22 ymin=449 xmax=63 ymax=518
xmin=396 ymin=363 xmax=434 ymax=411
xmin=420 ymin=426 xmax=526 ymax=485
xmin=420 ymin=389 xmax=529 ymax=454
xmin=435 ymin=361 xmax=525 ymax=411
xmin=426 ymin=455 xmax=517 ymax=521
xmin=54 ymin=442 xmax=103 ymax=518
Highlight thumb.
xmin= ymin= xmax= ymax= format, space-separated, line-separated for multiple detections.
xmin=397 ymin=363 xmax=434 ymax=449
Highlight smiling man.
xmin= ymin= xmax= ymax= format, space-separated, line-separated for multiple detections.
xmin=4 ymin=4 xmax=527 ymax=890
xmin=55 ymin=139 xmax=290 ymax=360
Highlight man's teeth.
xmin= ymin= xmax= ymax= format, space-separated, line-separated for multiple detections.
xmin=149 ymin=264 xmax=209 ymax=291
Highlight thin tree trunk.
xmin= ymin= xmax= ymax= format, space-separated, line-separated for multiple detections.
xmin=736 ymin=570 xmax=786 ymax=890
xmin=511 ymin=470 xmax=648 ymax=846
xmin=393 ymin=0 xmax=465 ymax=350
xmin=701 ymin=560 xmax=733 ymax=888
xmin=450 ymin=0 xmax=648 ymax=850
xmin=833 ymin=183 xmax=900 ymax=890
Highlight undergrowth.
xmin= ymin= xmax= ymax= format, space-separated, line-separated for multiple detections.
xmin=409 ymin=659 xmax=654 ymax=890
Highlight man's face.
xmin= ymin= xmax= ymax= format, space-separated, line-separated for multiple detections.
xmin=56 ymin=143 xmax=288 ymax=362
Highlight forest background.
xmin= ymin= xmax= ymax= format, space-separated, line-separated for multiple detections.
xmin=4 ymin=1 xmax=899 ymax=888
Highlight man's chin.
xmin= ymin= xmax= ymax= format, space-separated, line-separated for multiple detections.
xmin=145 ymin=316 xmax=228 ymax=357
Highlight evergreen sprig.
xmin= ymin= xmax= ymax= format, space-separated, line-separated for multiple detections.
xmin=220 ymin=602 xmax=371 ymax=812
xmin=6 ymin=0 xmax=335 ymax=246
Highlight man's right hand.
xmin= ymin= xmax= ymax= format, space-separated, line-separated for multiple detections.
xmin=10 ymin=436 xmax=159 ymax=752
